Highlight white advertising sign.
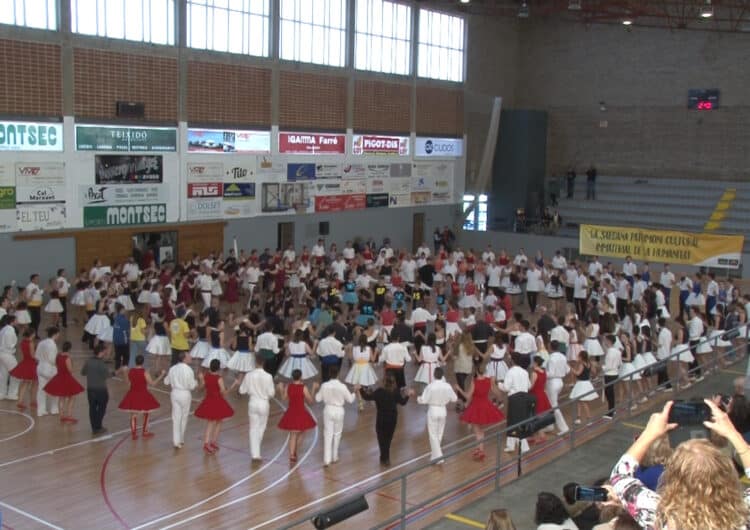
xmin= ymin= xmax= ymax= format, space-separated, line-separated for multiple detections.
xmin=0 ymin=121 xmax=63 ymax=152
xmin=186 ymin=162 xmax=224 ymax=183
xmin=17 ymin=204 xmax=66 ymax=231
xmin=79 ymin=185 xmax=169 ymax=206
xmin=415 ymin=137 xmax=463 ymax=158
xmin=15 ymin=162 xmax=65 ymax=186
xmin=186 ymin=198 xmax=223 ymax=220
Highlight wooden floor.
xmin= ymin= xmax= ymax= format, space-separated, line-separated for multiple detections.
xmin=0 ymin=316 xmax=665 ymax=530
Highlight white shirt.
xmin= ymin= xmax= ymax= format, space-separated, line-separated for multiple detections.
xmin=311 ymin=244 xmax=325 ymax=257
xmin=408 ymin=307 xmax=436 ymax=326
xmin=379 ymin=342 xmax=411 ymax=366
xmin=688 ymin=316 xmax=704 ymax=340
xmin=25 ymin=282 xmax=42 ymax=304
xmin=331 ymin=260 xmax=346 ymax=281
xmin=623 ymin=262 xmax=637 ymax=276
xmin=282 ymin=249 xmax=296 ymax=262
xmin=164 ymin=362 xmax=197 ymax=392
xmin=417 ymin=378 xmax=458 ymax=409
xmin=616 ymin=279 xmax=630 ymax=300
xmin=537 ymin=519 xmax=579 ymax=530
xmin=526 ymin=268 xmax=544 ymax=292
xmin=679 ymin=277 xmax=693 ymax=291
xmin=657 ymin=327 xmax=672 ymax=360
xmin=315 ymin=379 xmax=355 ymax=407
xmin=552 ymin=255 xmax=567 ymax=270
xmin=244 ymin=265 xmax=260 ymax=283
xmin=256 ymin=331 xmax=280 ymax=353
xmin=707 ymin=280 xmax=719 ymax=297
xmin=565 ymin=267 xmax=578 ymax=286
xmin=317 ymin=336 xmax=345 ymax=358
xmin=487 ymin=264 xmax=502 ymax=287
xmin=56 ymin=276 xmax=70 ymax=296
xmin=632 ymin=280 xmax=647 ymax=302
xmin=573 ymin=274 xmax=588 ymax=299
xmin=239 ymin=367 xmax=275 ymax=402
xmin=603 ymin=347 xmax=623 ymax=376
xmin=499 ymin=366 xmax=530 ymax=395
xmin=545 ymin=352 xmax=570 ymax=379
xmin=123 ymin=262 xmax=140 ymax=282
xmin=0 ymin=324 xmax=18 ymax=355
xmin=588 ymin=260 xmax=603 ymax=277
xmin=342 ymin=247 xmax=355 ymax=260
xmin=513 ymin=253 xmax=528 ymax=267
xmin=481 ymin=250 xmax=495 ymax=264
xmin=514 ymin=332 xmax=537 ymax=355
xmin=660 ymin=271 xmax=675 ymax=289
xmin=401 ymin=260 xmax=417 ymax=283
xmin=417 ymin=246 xmax=431 ymax=258
xmin=549 ymin=325 xmax=570 ymax=346
xmin=198 ymin=274 xmax=212 ymax=291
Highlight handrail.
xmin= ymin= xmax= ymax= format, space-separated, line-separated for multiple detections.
xmin=274 ymin=325 xmax=748 ymax=530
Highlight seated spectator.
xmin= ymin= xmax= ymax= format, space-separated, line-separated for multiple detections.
xmin=610 ymin=399 xmax=750 ymax=530
xmin=562 ymin=482 xmax=602 ymax=530
xmin=592 ymin=506 xmax=641 ymax=530
xmin=633 ymin=434 xmax=671 ymax=491
xmin=485 ymin=509 xmax=517 ymax=530
xmin=535 ymin=492 xmax=579 ymax=529
xmin=728 ymin=394 xmax=750 ymax=436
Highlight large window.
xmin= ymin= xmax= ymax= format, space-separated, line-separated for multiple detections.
xmin=355 ymin=0 xmax=411 ymax=75
xmin=417 ymin=8 xmax=465 ymax=82
xmin=463 ymin=194 xmax=488 ymax=232
xmin=71 ymin=0 xmax=175 ymax=45
xmin=188 ymin=0 xmax=270 ymax=57
xmin=280 ymin=0 xmax=347 ymax=67
xmin=1 ymin=0 xmax=57 ymax=30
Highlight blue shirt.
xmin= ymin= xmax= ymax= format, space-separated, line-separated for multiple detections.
xmin=112 ymin=313 xmax=130 ymax=346
xmin=633 ymin=464 xmax=664 ymax=491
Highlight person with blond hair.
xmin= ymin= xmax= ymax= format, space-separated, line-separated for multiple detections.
xmin=485 ymin=509 xmax=517 ymax=530
xmin=610 ymin=399 xmax=750 ymax=530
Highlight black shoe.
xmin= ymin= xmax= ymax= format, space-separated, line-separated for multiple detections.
xmin=93 ymin=428 xmax=108 ymax=435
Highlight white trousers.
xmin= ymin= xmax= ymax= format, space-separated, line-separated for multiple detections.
xmin=171 ymin=389 xmax=192 ymax=446
xmin=0 ymin=353 xmax=19 ymax=399
xmin=36 ymin=373 xmax=59 ymax=415
xmin=248 ymin=398 xmax=270 ymax=459
xmin=506 ymin=435 xmax=530 ymax=453
xmin=323 ymin=405 xmax=345 ymax=465
xmin=427 ymin=407 xmax=447 ymax=461
xmin=201 ymin=292 xmax=212 ymax=308
xmin=545 ymin=377 xmax=569 ymax=434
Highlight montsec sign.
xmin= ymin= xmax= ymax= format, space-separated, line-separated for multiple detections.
xmin=84 ymin=203 xmax=167 ymax=227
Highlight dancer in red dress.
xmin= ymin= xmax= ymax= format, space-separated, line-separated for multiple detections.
xmin=118 ymin=354 xmax=166 ymax=440
xmin=454 ymin=363 xmax=504 ymax=461
xmin=44 ymin=341 xmax=84 ymax=423
xmin=11 ymin=329 xmax=37 ymax=410
xmin=195 ymin=359 xmax=239 ymax=454
xmin=277 ymin=369 xmax=318 ymax=462
xmin=528 ymin=356 xmax=553 ymax=444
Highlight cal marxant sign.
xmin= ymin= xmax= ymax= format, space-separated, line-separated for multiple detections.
xmin=352 ymin=134 xmax=409 ymax=156
xmin=76 ymin=125 xmax=177 ymax=152
xmin=278 ymin=132 xmax=346 ymax=155
xmin=0 ymin=121 xmax=63 ymax=151
xmin=414 ymin=137 xmax=463 ymax=158
xmin=96 ymin=155 xmax=163 ymax=184
xmin=84 ymin=204 xmax=167 ymax=227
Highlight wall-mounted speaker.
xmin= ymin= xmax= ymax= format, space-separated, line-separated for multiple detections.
xmin=319 ymin=221 xmax=329 ymax=236
xmin=116 ymin=101 xmax=145 ymax=119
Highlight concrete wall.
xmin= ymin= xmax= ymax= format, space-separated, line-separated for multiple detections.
xmin=515 ymin=20 xmax=750 ymax=180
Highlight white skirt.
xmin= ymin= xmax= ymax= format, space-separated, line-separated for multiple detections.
xmin=97 ymin=326 xmax=113 ymax=343
xmin=116 ymin=295 xmax=135 ymax=312
xmin=673 ymin=345 xmax=694 ymax=364
xmin=570 ymin=380 xmax=597 ymax=401
xmin=710 ymin=329 xmax=733 ymax=348
xmin=226 ymin=351 xmax=255 ymax=373
xmin=641 ymin=352 xmax=657 ymax=366
xmin=44 ymin=299 xmax=63 ymax=313
xmin=189 ymin=340 xmax=211 ymax=360
xmin=15 ymin=310 xmax=31 ymax=325
xmin=696 ymin=337 xmax=713 ymax=354
xmin=685 ymin=293 xmax=705 ymax=307
xmin=445 ymin=321 xmax=461 ymax=338
xmin=458 ymin=295 xmax=481 ymax=309
xmin=202 ymin=347 xmax=230 ymax=369
xmin=344 ymin=362 xmax=378 ymax=386
xmin=583 ymin=338 xmax=605 ymax=357
xmin=414 ymin=361 xmax=442 ymax=384
xmin=146 ymin=335 xmax=171 ymax=356
xmin=137 ymin=291 xmax=151 ymax=304
xmin=71 ymin=291 xmax=86 ymax=306
xmin=85 ymin=314 xmax=111 ymax=336
xmin=278 ymin=356 xmax=318 ymax=380
xmin=619 ymin=362 xmax=640 ymax=381
xmin=484 ymin=358 xmax=509 ymax=382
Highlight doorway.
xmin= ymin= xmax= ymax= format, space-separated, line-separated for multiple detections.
xmin=277 ymin=222 xmax=295 ymax=251
xmin=132 ymin=231 xmax=177 ymax=268
xmin=412 ymin=213 xmax=424 ymax=254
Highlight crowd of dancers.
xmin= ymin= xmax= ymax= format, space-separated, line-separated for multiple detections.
xmin=0 ymin=236 xmax=747 ymax=467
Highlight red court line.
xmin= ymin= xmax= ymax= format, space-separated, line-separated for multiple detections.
xmin=99 ymin=434 xmax=131 ymax=529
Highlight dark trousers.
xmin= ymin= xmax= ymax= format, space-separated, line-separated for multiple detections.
xmin=87 ymin=388 xmax=109 ymax=431
xmin=661 ymin=288 xmax=671 ymax=311
xmin=527 ymin=291 xmax=539 ymax=312
xmin=385 ymin=367 xmax=406 ymax=389
xmin=616 ymin=298 xmax=627 ymax=320
xmin=113 ymin=344 xmax=129 ymax=370
xmin=586 ymin=180 xmax=596 ymax=199
xmin=565 ymin=286 xmax=574 ymax=303
xmin=28 ymin=305 xmax=41 ymax=337
xmin=321 ymin=360 xmax=343 ymax=382
xmin=376 ymin=416 xmax=397 ymax=463
xmin=59 ymin=296 xmax=67 ymax=327
xmin=604 ymin=375 xmax=617 ymax=415
xmin=689 ymin=340 xmax=702 ymax=377
xmin=171 ymin=348 xmax=187 ymax=366
xmin=574 ymin=298 xmax=587 ymax=319
xmin=456 ymin=372 xmax=469 ymax=402
xmin=657 ymin=363 xmax=671 ymax=388
xmin=567 ymin=179 xmax=574 ymax=198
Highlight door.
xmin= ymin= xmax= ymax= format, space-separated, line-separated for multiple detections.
xmin=277 ymin=222 xmax=295 ymax=251
xmin=412 ymin=213 xmax=425 ymax=254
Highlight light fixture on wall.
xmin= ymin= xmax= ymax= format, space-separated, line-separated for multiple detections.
xmin=518 ymin=1 xmax=530 ymax=18
xmin=700 ymin=0 xmax=714 ymax=18
xmin=459 ymin=0 xmax=470 ymax=4
xmin=599 ymin=101 xmax=607 ymax=112
xmin=622 ymin=17 xmax=633 ymax=25
xmin=568 ymin=0 xmax=582 ymax=10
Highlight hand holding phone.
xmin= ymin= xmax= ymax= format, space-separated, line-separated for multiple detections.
xmin=574 ymin=486 xmax=608 ymax=502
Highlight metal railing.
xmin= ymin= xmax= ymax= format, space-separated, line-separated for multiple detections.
xmin=276 ymin=327 xmax=749 ymax=530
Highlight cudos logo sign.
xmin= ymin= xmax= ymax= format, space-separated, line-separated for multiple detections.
xmin=424 ymin=140 xmax=434 ymax=154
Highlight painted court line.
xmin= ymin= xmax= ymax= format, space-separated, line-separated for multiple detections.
xmin=621 ymin=421 xmax=646 ymax=430
xmin=0 ymin=409 xmax=35 ymax=443
xmin=444 ymin=513 xmax=485 ymax=528
xmin=0 ymin=501 xmax=65 ymax=530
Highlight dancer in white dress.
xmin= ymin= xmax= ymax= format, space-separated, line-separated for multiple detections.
xmin=227 ymin=322 xmax=255 ymax=373
xmin=146 ymin=320 xmax=171 ymax=372
xmin=570 ymin=351 xmax=597 ymax=424
xmin=484 ymin=338 xmax=508 ymax=384
xmin=344 ymin=334 xmax=378 ymax=397
xmin=414 ymin=333 xmax=444 ymax=385
xmin=189 ymin=313 xmax=211 ymax=362
xmin=44 ymin=290 xmax=64 ymax=327
xmin=202 ymin=324 xmax=230 ymax=369
xmin=583 ymin=317 xmax=605 ymax=360
xmin=278 ymin=330 xmax=318 ymax=380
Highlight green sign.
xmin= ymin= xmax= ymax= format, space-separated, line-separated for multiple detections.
xmin=84 ymin=203 xmax=167 ymax=227
xmin=76 ymin=125 xmax=177 ymax=152
xmin=0 ymin=187 xmax=15 ymax=209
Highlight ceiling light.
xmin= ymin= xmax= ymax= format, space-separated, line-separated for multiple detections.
xmin=459 ymin=0 xmax=470 ymax=4
xmin=568 ymin=0 xmax=582 ymax=10
xmin=622 ymin=18 xmax=633 ymax=25
xmin=700 ymin=1 xmax=714 ymax=18
xmin=518 ymin=1 xmax=530 ymax=18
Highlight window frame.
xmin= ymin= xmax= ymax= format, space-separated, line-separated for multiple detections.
xmin=416 ymin=7 xmax=466 ymax=83
xmin=186 ymin=0 xmax=271 ymax=57
xmin=279 ymin=0 xmax=348 ymax=68
xmin=463 ymin=193 xmax=488 ymax=232
xmin=70 ymin=0 xmax=176 ymax=46
xmin=1 ymin=0 xmax=58 ymax=31
xmin=354 ymin=0 xmax=412 ymax=76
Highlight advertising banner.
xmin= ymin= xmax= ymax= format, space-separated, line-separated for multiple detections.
xmin=0 ymin=187 xmax=15 ymax=209
xmin=411 ymin=175 xmax=433 ymax=192
xmin=342 ymin=164 xmax=367 ymax=179
xmin=76 ymin=125 xmax=177 ymax=152
xmin=17 ymin=204 xmax=66 ymax=231
xmin=415 ymin=137 xmax=464 ymax=158
xmin=15 ymin=162 xmax=65 ymax=186
xmin=579 ymin=224 xmax=744 ymax=269
xmin=390 ymin=163 xmax=412 ymax=178
xmin=83 ymin=203 xmax=167 ymax=227
xmin=411 ymin=191 xmax=432 ymax=205
xmin=0 ymin=211 xmax=14 ymax=232
xmin=278 ymin=132 xmax=346 ymax=154
xmin=223 ymin=182 xmax=255 ymax=199
xmin=315 ymin=164 xmax=342 ymax=179
xmin=390 ymin=177 xmax=411 ymax=194
xmin=366 ymin=164 xmax=390 ymax=178
xmin=313 ymin=181 xmax=342 ymax=196
xmin=0 ymin=164 xmax=11 ymax=186
xmin=224 ymin=165 xmax=253 ymax=182
xmin=287 ymin=163 xmax=316 ymax=181
xmin=342 ymin=180 xmax=366 ymax=194
xmin=257 ymin=156 xmax=285 ymax=176
xmin=352 ymin=134 xmax=409 ymax=156
xmin=187 ymin=128 xmax=270 ymax=153
xmin=187 ymin=182 xmax=222 ymax=198
xmin=186 ymin=162 xmax=224 ymax=183
xmin=96 ymin=155 xmax=163 ymax=184
xmin=388 ymin=193 xmax=411 ymax=208
xmin=222 ymin=200 xmax=254 ymax=219
xmin=186 ymin=198 xmax=222 ymax=221
xmin=314 ymin=194 xmax=366 ymax=213
xmin=79 ymin=185 xmax=168 ymax=206
xmin=366 ymin=178 xmax=388 ymax=194
xmin=0 ymin=121 xmax=63 ymax=151
xmin=261 ymin=183 xmax=311 ymax=213
xmin=366 ymin=193 xmax=389 ymax=208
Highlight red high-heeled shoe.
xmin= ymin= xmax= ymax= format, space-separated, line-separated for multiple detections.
xmin=203 ymin=443 xmax=215 ymax=454
xmin=472 ymin=450 xmax=486 ymax=461
xmin=210 ymin=442 xmax=219 ymax=451
xmin=142 ymin=431 xmax=155 ymax=439
xmin=16 ymin=403 xmax=26 ymax=410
